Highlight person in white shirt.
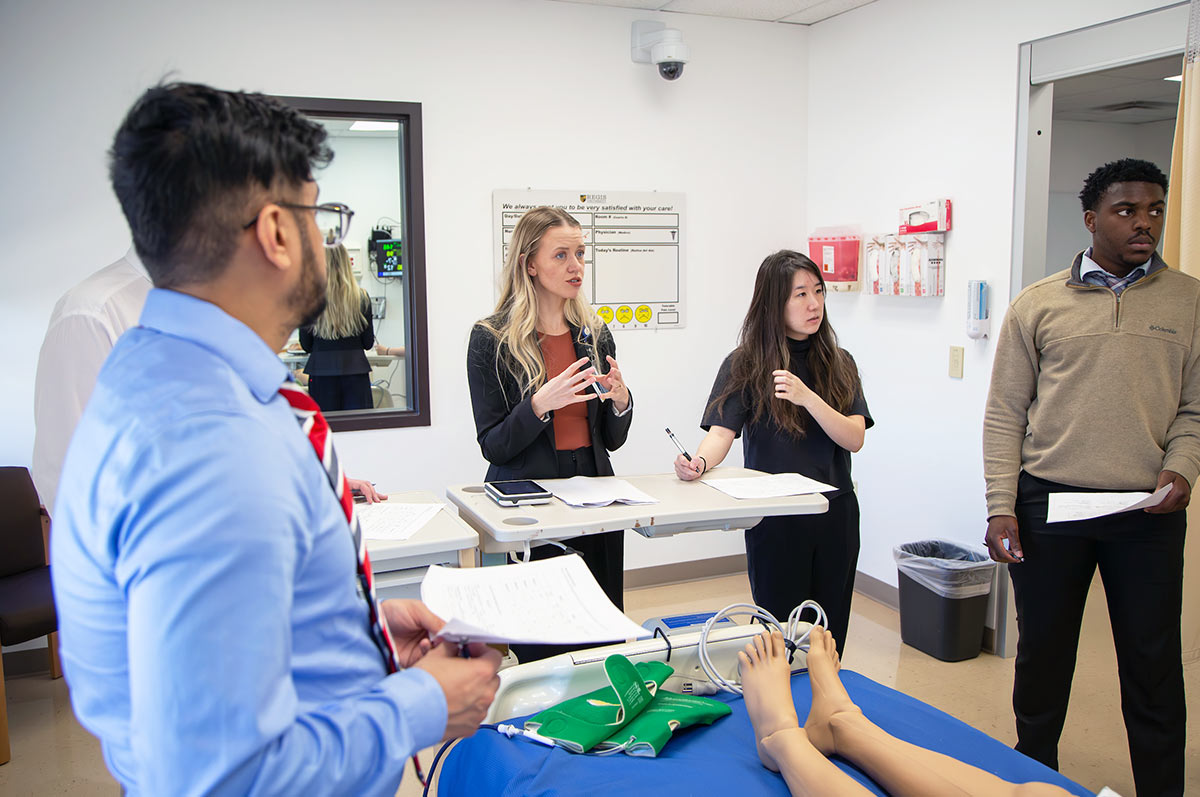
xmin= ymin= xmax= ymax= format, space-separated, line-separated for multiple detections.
xmin=32 ymin=248 xmax=151 ymax=511
xmin=32 ymin=248 xmax=384 ymax=512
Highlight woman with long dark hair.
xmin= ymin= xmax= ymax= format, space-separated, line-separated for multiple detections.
xmin=467 ymin=206 xmax=633 ymax=661
xmin=675 ymin=250 xmax=871 ymax=654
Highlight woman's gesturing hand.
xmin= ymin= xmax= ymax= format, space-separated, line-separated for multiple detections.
xmin=597 ymin=355 xmax=630 ymax=411
xmin=772 ymin=369 xmax=817 ymax=408
xmin=531 ymin=356 xmax=598 ymax=417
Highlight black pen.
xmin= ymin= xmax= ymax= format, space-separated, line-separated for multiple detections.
xmin=665 ymin=427 xmax=692 ymax=461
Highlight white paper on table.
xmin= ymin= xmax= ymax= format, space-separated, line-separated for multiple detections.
xmin=704 ymin=472 xmax=837 ymax=500
xmin=356 ymin=502 xmax=443 ymax=541
xmin=547 ymin=476 xmax=659 ymax=507
xmin=420 ymin=555 xmax=651 ymax=645
xmin=1046 ymin=485 xmax=1171 ymax=523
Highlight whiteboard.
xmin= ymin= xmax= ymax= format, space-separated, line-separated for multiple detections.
xmin=493 ymin=190 xmax=686 ymax=330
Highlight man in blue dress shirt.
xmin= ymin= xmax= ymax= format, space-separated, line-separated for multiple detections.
xmin=50 ymin=82 xmax=501 ymax=795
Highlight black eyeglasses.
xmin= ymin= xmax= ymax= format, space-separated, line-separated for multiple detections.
xmin=243 ymin=202 xmax=355 ymax=248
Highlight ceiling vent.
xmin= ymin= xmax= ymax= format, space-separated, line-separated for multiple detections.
xmin=1091 ymin=100 xmax=1176 ymax=113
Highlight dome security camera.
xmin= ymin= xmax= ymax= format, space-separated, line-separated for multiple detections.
xmin=631 ymin=21 xmax=689 ymax=81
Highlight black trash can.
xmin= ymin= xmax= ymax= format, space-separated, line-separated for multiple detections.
xmin=893 ymin=540 xmax=995 ymax=662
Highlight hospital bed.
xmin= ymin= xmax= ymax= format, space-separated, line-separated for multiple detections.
xmin=434 ymin=623 xmax=1092 ymax=796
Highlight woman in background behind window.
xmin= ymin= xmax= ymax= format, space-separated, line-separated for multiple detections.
xmin=300 ymin=244 xmax=374 ymax=411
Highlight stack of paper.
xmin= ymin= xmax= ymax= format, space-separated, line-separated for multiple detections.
xmin=356 ymin=502 xmax=442 ymax=541
xmin=704 ymin=472 xmax=836 ymax=500
xmin=421 ymin=555 xmax=651 ymax=645
xmin=547 ymin=476 xmax=659 ymax=508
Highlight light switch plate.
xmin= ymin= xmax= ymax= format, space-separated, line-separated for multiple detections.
xmin=949 ymin=346 xmax=964 ymax=379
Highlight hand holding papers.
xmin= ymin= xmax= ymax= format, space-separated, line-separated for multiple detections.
xmin=705 ymin=472 xmax=836 ymax=500
xmin=546 ymin=476 xmax=659 ymax=508
xmin=420 ymin=555 xmax=650 ymax=646
xmin=356 ymin=502 xmax=442 ymax=541
xmin=1046 ymin=484 xmax=1172 ymax=523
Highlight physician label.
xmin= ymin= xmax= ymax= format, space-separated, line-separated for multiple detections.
xmin=493 ymin=190 xmax=686 ymax=329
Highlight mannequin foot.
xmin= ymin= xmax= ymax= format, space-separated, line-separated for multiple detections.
xmin=739 ymin=630 xmax=800 ymax=771
xmin=803 ymin=626 xmax=862 ymax=757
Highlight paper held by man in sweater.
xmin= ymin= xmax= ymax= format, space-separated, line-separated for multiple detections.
xmin=704 ymin=472 xmax=837 ymax=499
xmin=421 ymin=555 xmax=651 ymax=645
xmin=1046 ymin=484 xmax=1172 ymax=523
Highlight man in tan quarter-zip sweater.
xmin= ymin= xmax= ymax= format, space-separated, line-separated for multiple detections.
xmin=984 ymin=159 xmax=1192 ymax=797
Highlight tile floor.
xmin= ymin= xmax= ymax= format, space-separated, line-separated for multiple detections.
xmin=2 ymin=573 xmax=1196 ymax=796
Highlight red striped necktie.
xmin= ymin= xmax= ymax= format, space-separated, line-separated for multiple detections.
xmin=278 ymin=382 xmax=400 ymax=672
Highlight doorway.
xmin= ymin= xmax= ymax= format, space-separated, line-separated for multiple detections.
xmin=1045 ymin=55 xmax=1181 ymax=276
xmin=1010 ymin=2 xmax=1188 ymax=299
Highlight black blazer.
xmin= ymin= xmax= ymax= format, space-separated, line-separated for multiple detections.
xmin=466 ymin=321 xmax=633 ymax=482
xmin=299 ymin=292 xmax=374 ymax=376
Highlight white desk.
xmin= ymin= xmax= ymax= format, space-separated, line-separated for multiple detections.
xmin=445 ymin=468 xmax=828 ymax=555
xmin=364 ymin=491 xmax=478 ymax=600
xmin=279 ymin=352 xmax=400 ymax=369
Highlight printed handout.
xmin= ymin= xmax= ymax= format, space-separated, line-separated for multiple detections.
xmin=421 ymin=555 xmax=651 ymax=645
xmin=1046 ymin=485 xmax=1171 ymax=523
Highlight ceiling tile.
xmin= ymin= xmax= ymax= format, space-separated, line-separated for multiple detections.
xmin=548 ymin=0 xmax=875 ymax=24
xmin=553 ymin=0 xmax=672 ymax=9
xmin=1055 ymin=108 xmax=1178 ymax=124
xmin=1054 ymin=79 xmax=1178 ymax=107
xmin=1052 ymin=74 xmax=1143 ymax=98
xmin=1103 ymin=57 xmax=1186 ymax=81
xmin=662 ymin=0 xmax=816 ymax=21
xmin=779 ymin=0 xmax=875 ymax=25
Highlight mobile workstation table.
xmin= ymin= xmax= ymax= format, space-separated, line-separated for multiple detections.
xmin=365 ymin=491 xmax=478 ymax=600
xmin=445 ymin=468 xmax=828 ymax=557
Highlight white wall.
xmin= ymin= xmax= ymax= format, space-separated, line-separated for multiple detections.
xmin=1 ymin=0 xmax=809 ymax=570
xmin=1046 ymin=118 xmax=1176 ymax=274
xmin=4 ymin=0 xmax=1180 ymax=581
xmin=804 ymin=0 xmax=1178 ymax=587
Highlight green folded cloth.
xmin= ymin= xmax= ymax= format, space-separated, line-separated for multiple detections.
xmin=597 ymin=691 xmax=731 ymax=757
xmin=525 ymin=656 xmax=672 ymax=753
xmin=523 ymin=654 xmax=730 ymax=757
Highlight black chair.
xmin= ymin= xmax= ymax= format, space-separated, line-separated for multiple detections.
xmin=0 ymin=466 xmax=61 ymax=765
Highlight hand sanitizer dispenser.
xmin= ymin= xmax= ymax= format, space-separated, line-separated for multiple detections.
xmin=967 ymin=280 xmax=989 ymax=339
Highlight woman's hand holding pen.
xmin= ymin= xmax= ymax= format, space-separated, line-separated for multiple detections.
xmin=773 ymin=369 xmax=817 ymax=408
xmin=531 ymin=356 xmax=598 ymax=417
xmin=596 ymin=355 xmax=630 ymax=411
xmin=674 ymin=453 xmax=704 ymax=481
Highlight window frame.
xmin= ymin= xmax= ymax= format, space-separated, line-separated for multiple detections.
xmin=273 ymin=95 xmax=430 ymax=431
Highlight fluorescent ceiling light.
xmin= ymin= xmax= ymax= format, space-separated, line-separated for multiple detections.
xmin=1164 ymin=74 xmax=1182 ymax=82
xmin=349 ymin=120 xmax=399 ymax=131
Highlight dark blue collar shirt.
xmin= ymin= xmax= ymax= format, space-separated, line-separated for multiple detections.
xmin=50 ymin=288 xmax=445 ymax=796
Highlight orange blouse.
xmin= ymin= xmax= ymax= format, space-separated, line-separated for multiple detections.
xmin=539 ymin=331 xmax=591 ymax=451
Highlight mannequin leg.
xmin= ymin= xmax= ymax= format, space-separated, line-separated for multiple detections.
xmin=741 ymin=628 xmax=1072 ymax=797
xmin=739 ymin=633 xmax=871 ymax=796
xmin=805 ymin=627 xmax=1072 ymax=797
xmin=760 ymin=728 xmax=874 ymax=797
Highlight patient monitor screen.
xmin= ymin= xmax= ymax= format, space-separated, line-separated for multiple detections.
xmin=375 ymin=238 xmax=402 ymax=278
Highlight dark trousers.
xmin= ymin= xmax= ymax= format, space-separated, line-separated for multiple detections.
xmin=307 ymin=373 xmax=373 ymax=412
xmin=1011 ymin=472 xmax=1186 ymax=796
xmin=745 ymin=491 xmax=860 ymax=656
xmin=510 ymin=447 xmax=625 ymax=664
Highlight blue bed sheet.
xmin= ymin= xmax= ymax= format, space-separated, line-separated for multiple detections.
xmin=438 ymin=669 xmax=1092 ymax=796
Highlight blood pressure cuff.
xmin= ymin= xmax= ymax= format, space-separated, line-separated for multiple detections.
xmin=596 ymin=691 xmax=731 ymax=757
xmin=524 ymin=656 xmax=672 ymax=753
